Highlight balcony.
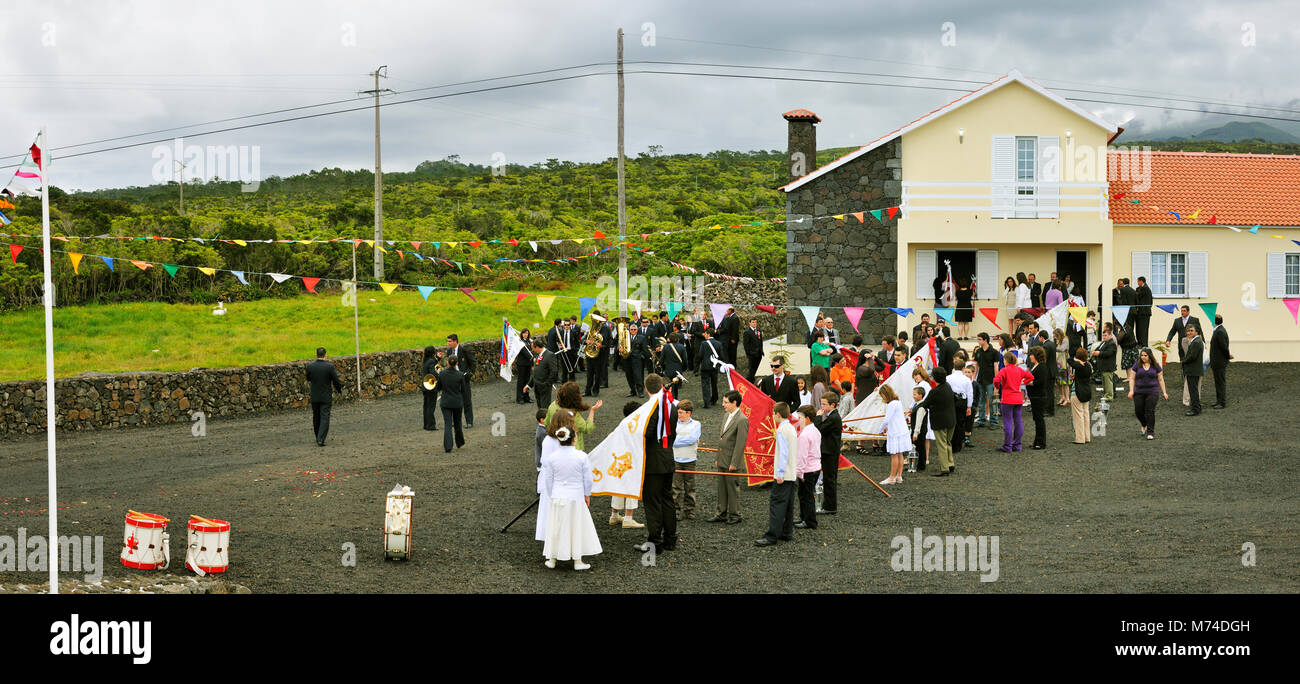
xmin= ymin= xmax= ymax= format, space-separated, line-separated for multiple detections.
xmin=901 ymin=181 xmax=1110 ymax=221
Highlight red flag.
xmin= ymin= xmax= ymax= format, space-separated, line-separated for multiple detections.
xmin=302 ymin=277 xmax=320 ymax=293
xmin=886 ymin=206 xmax=899 ymax=219
xmin=515 ymin=292 xmax=531 ymax=304
xmin=468 ymin=241 xmax=481 ymax=248
xmin=726 ymin=368 xmax=778 ymax=486
xmin=460 ymin=287 xmax=477 ymax=303
xmin=593 ymin=230 xmax=605 ymax=239
xmin=979 ymin=307 xmax=1001 ymax=329
xmin=850 ymin=211 xmax=865 ymax=223
xmin=9 ymin=244 xmax=22 ymax=264
xmin=1113 ymin=192 xmax=1125 ymax=200
xmin=30 ymin=142 xmax=42 ymax=170
xmin=927 ymin=336 xmax=938 ymax=368
xmin=506 ymin=238 xmax=518 ymax=246
xmin=411 ymin=241 xmax=422 ymax=249
xmin=839 ymin=347 xmax=859 ymax=369
xmin=837 ymin=453 xmax=854 ymax=471
xmin=1208 ymin=215 xmax=1217 ymax=224
xmin=756 ymin=304 xmax=776 ymax=315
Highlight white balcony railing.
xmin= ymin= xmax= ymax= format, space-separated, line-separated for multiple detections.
xmin=900 ymin=181 xmax=1110 ymax=220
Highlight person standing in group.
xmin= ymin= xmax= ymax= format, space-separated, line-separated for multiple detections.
xmin=514 ymin=330 xmax=534 ymax=404
xmin=708 ymin=390 xmax=748 ymax=526
xmin=837 ymin=381 xmax=856 ymax=419
xmin=1133 ymin=277 xmax=1153 ymax=346
xmin=545 ymin=382 xmax=603 ymax=451
xmin=1052 ymin=329 xmax=1070 ymax=408
xmin=973 ymin=332 xmax=1000 ymax=428
xmin=624 ymin=323 xmax=647 ymax=398
xmin=528 ymin=339 xmax=558 ymax=409
xmin=1165 ymin=305 xmax=1202 ymax=408
xmin=538 ymin=411 xmax=601 ymax=571
xmin=609 ymin=401 xmax=645 ymax=530
xmin=797 ymin=377 xmax=812 ymax=409
xmin=1127 ymin=347 xmax=1169 ymax=440
xmin=993 ymin=351 xmax=1034 ymax=452
xmin=879 ymin=385 xmax=908 ymax=484
xmin=761 ymin=356 xmax=801 ymax=407
xmin=717 ymin=306 xmax=740 ymax=365
xmin=1181 ymin=325 xmax=1205 ymax=416
xmin=947 ymin=360 xmax=975 ymax=450
xmin=1209 ymin=314 xmax=1232 ymax=409
xmin=636 ymin=374 xmax=679 ymax=554
xmin=697 ymin=327 xmax=723 ymax=409
xmin=1037 ymin=330 xmax=1058 ymax=417
xmin=794 ymin=405 xmax=822 ymax=529
xmin=445 ymin=334 xmax=475 ymax=428
xmin=306 ymin=347 xmax=343 ymax=447
xmin=910 ymin=385 xmax=932 ymax=470
xmin=1044 ymin=278 xmax=1064 ymax=311
xmin=583 ymin=315 xmax=610 ymax=397
xmin=658 ymin=331 xmax=689 ymax=396
xmin=1091 ymin=325 xmax=1118 ymax=404
xmin=955 ymin=277 xmax=974 ymax=339
xmin=916 ymin=367 xmax=957 ymax=475
xmin=1014 ymin=273 xmax=1033 ymax=318
xmin=742 ymin=318 xmax=764 ymax=383
xmin=810 ymin=330 xmax=833 ymax=370
xmin=854 ymin=355 xmax=878 ymax=405
xmin=814 ymin=391 xmax=842 ymax=515
xmin=1028 ymin=273 xmax=1043 ymax=309
xmin=420 ymin=346 xmax=441 ymax=431
xmin=672 ymin=400 xmax=701 ymax=521
xmin=938 ymin=326 xmax=961 ymax=374
xmin=1026 ymin=346 xmax=1050 ymax=450
xmin=830 ymin=354 xmax=855 ymax=400
xmin=436 ymin=349 xmax=467 ymax=453
xmin=1067 ymin=349 xmax=1093 ymax=444
xmin=809 ymin=365 xmax=830 ymax=415
xmin=755 ymin=402 xmax=799 ymax=547
xmin=1003 ymin=276 xmax=1020 ymax=333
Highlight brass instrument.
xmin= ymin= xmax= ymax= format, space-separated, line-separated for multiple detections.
xmin=616 ymin=318 xmax=631 ymax=358
xmin=421 ymin=354 xmax=452 ymax=390
xmin=583 ymin=329 xmax=604 ymax=358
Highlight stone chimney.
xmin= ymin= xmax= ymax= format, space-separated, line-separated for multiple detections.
xmin=783 ymin=108 xmax=821 ymax=183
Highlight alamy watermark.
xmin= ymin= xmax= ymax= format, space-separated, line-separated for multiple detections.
xmin=1 ymin=527 xmax=105 ymax=582
xmin=152 ymin=137 xmax=262 ymax=192
xmin=890 ymin=527 xmax=999 ymax=582
xmin=596 ymin=275 xmax=707 ymax=313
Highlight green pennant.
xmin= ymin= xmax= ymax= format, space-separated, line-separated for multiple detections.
xmin=455 ymin=261 xmax=464 ymax=273
xmin=163 ymin=264 xmax=179 ymax=278
xmin=869 ymin=209 xmax=883 ymax=222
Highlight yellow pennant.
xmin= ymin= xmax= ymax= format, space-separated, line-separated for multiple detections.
xmin=232 ymin=239 xmax=248 ymax=247
xmin=1273 ymin=235 xmax=1286 ymax=238
xmin=573 ymin=238 xmax=585 ymax=244
xmin=198 ymin=267 xmax=216 ymax=276
xmin=69 ymin=252 xmax=83 ymax=274
xmin=536 ymin=295 xmax=556 ymax=319
xmin=363 ymin=240 xmax=375 ymax=248
xmin=1188 ymin=209 xmax=1201 ymax=220
xmin=833 ymin=214 xmax=845 ymax=220
xmin=1068 ymin=306 xmax=1088 ymax=328
xmin=446 ymin=242 xmax=458 ymax=248
xmin=130 ymin=260 xmax=152 ymax=271
xmin=379 ymin=282 xmax=399 ymax=295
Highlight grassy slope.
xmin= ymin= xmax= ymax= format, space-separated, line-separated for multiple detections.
xmin=0 ymin=283 xmax=602 ymax=381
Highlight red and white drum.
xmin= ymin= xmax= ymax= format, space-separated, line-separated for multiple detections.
xmin=121 ymin=511 xmax=170 ymax=570
xmin=185 ymin=517 xmax=230 ymax=575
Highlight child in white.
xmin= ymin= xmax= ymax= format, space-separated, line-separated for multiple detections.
xmin=881 ymin=384 xmax=910 ymax=484
xmin=539 ymin=422 xmax=602 ymax=570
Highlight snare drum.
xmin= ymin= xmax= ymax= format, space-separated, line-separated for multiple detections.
xmin=121 ymin=511 xmax=170 ymax=570
xmin=185 ymin=517 xmax=230 ymax=575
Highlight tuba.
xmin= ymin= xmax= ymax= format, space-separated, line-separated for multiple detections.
xmin=615 ymin=318 xmax=631 ymax=358
xmin=583 ymin=328 xmax=604 ymax=358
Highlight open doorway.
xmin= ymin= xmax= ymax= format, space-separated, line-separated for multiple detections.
xmin=935 ymin=250 xmax=977 ymax=304
xmin=1056 ymin=250 xmax=1087 ymax=301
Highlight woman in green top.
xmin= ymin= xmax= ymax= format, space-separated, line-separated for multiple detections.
xmin=810 ymin=330 xmax=833 ymax=369
xmin=546 ymin=382 xmax=603 ymax=451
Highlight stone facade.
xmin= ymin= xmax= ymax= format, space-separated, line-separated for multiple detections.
xmin=701 ymin=279 xmax=788 ymax=340
xmin=784 ymin=138 xmax=901 ymax=345
xmin=0 ymin=339 xmax=503 ymax=436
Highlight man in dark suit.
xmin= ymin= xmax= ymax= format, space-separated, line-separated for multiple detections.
xmin=528 ymin=339 xmax=557 ymax=409
xmin=917 ymin=367 xmax=957 ymax=475
xmin=1091 ymin=325 xmax=1118 ymax=403
xmin=759 ymin=356 xmax=801 ymax=407
xmin=1209 ymin=314 xmax=1232 ymax=409
xmin=854 ymin=359 xmax=878 ymax=404
xmin=637 ymin=374 xmax=680 ymax=552
xmin=813 ymin=391 xmax=843 ymax=514
xmin=1038 ymin=330 xmax=1058 ymax=417
xmin=585 ymin=315 xmax=612 ymax=396
xmin=1066 ymin=316 xmax=1085 ymax=359
xmin=306 ymin=347 xmax=343 ymax=447
xmin=938 ymin=326 xmax=961 ymax=374
xmin=708 ymin=389 xmax=748 ymax=525
xmin=742 ymin=318 xmax=764 ymax=383
xmin=1133 ymin=277 xmax=1153 ymax=346
xmin=697 ymin=328 xmax=723 ymax=408
xmin=436 ymin=354 xmax=467 ymax=453
xmin=875 ymin=336 xmax=897 ymax=372
xmin=1165 ymin=305 xmax=1202 ymax=407
xmin=911 ymin=314 xmax=931 ymax=344
xmin=658 ymin=332 xmax=688 ymax=395
xmin=624 ymin=324 xmax=647 ymax=398
xmin=1028 ymin=273 xmax=1043 ymax=309
xmin=445 ymin=334 xmax=474 ymax=428
xmin=420 ymin=346 xmax=440 ymax=431
xmin=1181 ymin=324 xmax=1205 ymax=416
xmin=544 ymin=318 xmax=563 ymax=353
xmin=719 ymin=307 xmax=740 ymax=365
xmin=1026 ymin=346 xmax=1051 ymax=449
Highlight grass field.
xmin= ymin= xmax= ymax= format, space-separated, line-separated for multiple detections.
xmin=0 ymin=284 xmax=603 ymax=381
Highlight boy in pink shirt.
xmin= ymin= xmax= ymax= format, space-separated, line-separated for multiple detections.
xmin=794 ymin=405 xmax=823 ymax=530
xmin=993 ymin=351 xmax=1035 ymax=452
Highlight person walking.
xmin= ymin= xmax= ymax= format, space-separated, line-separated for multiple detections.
xmin=528 ymin=339 xmax=558 ymax=409
xmin=1209 ymin=314 xmax=1232 ymax=408
xmin=437 ymin=353 xmax=467 ymax=453
xmin=445 ymin=334 xmax=475 ymax=428
xmin=1127 ymin=347 xmax=1168 ymax=439
xmin=1066 ymin=349 xmax=1093 ymax=444
xmin=306 ymin=347 xmax=343 ymax=447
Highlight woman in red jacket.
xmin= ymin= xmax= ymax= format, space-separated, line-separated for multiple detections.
xmin=993 ymin=351 xmax=1035 ymax=452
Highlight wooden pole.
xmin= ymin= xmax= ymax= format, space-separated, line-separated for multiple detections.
xmin=842 ymin=414 xmax=884 ymax=423
xmin=616 ymin=28 xmax=627 ymax=318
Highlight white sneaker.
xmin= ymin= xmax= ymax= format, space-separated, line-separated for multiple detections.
xmin=622 ymin=518 xmax=645 ymax=529
xmin=573 ymin=559 xmax=591 ymax=571
xmin=544 ymin=559 xmax=556 ymax=569
xmin=608 ymin=512 xmax=622 ymax=525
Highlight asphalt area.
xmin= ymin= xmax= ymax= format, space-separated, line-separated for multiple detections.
xmin=2 ymin=362 xmax=1296 ymax=593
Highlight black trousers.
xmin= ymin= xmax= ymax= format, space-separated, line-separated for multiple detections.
xmin=1187 ymin=375 xmax=1202 ymax=413
xmin=818 ymin=453 xmax=839 ymax=512
xmin=561 ymin=352 xmax=578 ymax=383
xmin=421 ymin=389 xmax=438 ymax=429
xmin=515 ymin=364 xmax=531 ymax=402
xmin=1134 ymin=392 xmax=1158 ymax=434
xmin=625 ymin=360 xmax=643 ymax=395
xmin=311 ymin=402 xmax=332 ymax=445
xmin=1030 ymin=397 xmax=1047 ymax=448
xmin=441 ymin=407 xmax=464 ymax=452
xmin=643 ymin=472 xmax=677 ymax=547
xmin=1135 ymin=315 xmax=1150 ymax=347
xmin=700 ymin=370 xmax=718 ymax=407
xmin=462 ymin=383 xmax=474 ymax=426
xmin=533 ymin=384 xmax=552 ymax=410
xmin=763 ymin=481 xmax=797 ymax=542
xmin=746 ymin=354 xmax=762 ymax=383
xmin=585 ymin=351 xmax=608 ymax=394
xmin=797 ymin=474 xmax=818 ymax=528
xmin=1211 ymin=364 xmax=1227 ymax=406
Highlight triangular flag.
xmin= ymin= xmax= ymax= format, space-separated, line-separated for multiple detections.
xmin=529 ymin=241 xmax=538 ymax=252
xmin=231 ymin=270 xmax=248 ymax=285
xmin=1112 ymin=305 xmax=1131 ymax=327
xmin=69 ymin=252 xmax=83 ymax=274
xmin=934 ymin=307 xmax=955 ymax=323
xmin=550 ymin=240 xmax=562 ymax=245
xmin=163 ymin=264 xmax=179 ymax=278
xmin=710 ymin=303 xmax=732 ymax=328
xmin=411 ymin=241 xmax=421 ymax=250
xmin=447 ymin=242 xmax=458 ymax=249
xmin=198 ymin=267 xmax=215 ymax=276
xmin=1189 ymin=209 xmax=1200 ymax=220
xmin=755 ymin=305 xmax=776 ymax=315
xmin=626 ymin=299 xmax=642 ymax=318
xmin=431 ymin=242 xmax=441 ymax=250
xmin=886 ymin=206 xmax=899 ymax=219
xmin=1292 ymin=240 xmax=1300 ymax=248
xmin=1285 ymin=299 xmax=1300 ymax=324
xmin=832 ymin=214 xmax=845 ymax=220
xmin=1208 ymin=215 xmax=1217 ymax=224
xmin=302 ymin=277 xmax=321 ymax=293
xmin=797 ymin=306 xmax=820 ymax=332
xmin=130 ymin=260 xmax=152 ymax=271
xmin=268 ymin=273 xmax=292 ymax=284
xmin=454 ymin=262 xmax=463 ymax=273
xmin=1198 ymin=302 xmax=1217 ymax=324
xmin=889 ymin=307 xmax=913 ymax=318
xmin=593 ymin=230 xmax=605 ymax=239
xmin=9 ymin=244 xmax=22 ymax=264
xmin=515 ymin=292 xmax=531 ymax=304
xmin=1068 ymin=306 xmax=1088 ymax=328
xmin=379 ymin=282 xmax=399 ymax=295
xmin=850 ymin=211 xmax=865 ymax=223
xmin=536 ymin=295 xmax=556 ymax=318
xmin=1168 ymin=211 xmax=1181 ymax=221
xmin=1129 ymin=199 xmax=1140 ymax=204
xmin=101 ymin=256 xmax=114 ymax=272
xmin=1113 ymin=192 xmax=1125 ymax=200
xmin=468 ymin=241 xmax=481 ymax=248
xmin=1155 ymin=304 xmax=1177 ymax=314
xmin=869 ymin=209 xmax=883 ymax=222
xmin=579 ymin=297 xmax=597 ymax=321
xmin=363 ymin=240 xmax=374 ymax=248
xmin=1228 ymin=226 xmax=1242 ymax=232
xmin=574 ymin=239 xmax=585 ymax=245
xmin=417 ymin=285 xmax=434 ymax=301
xmin=1249 ymin=225 xmax=1260 ymax=234
xmin=666 ymin=301 xmax=683 ymax=320
xmin=232 ymin=239 xmax=247 ymax=247
xmin=980 ymin=308 xmax=1002 ymax=329
xmin=843 ymin=306 xmax=865 ymax=332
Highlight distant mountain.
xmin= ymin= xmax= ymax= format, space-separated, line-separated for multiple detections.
xmin=1192 ymin=121 xmax=1299 ymax=143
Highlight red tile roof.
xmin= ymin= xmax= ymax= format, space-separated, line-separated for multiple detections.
xmin=782 ymin=108 xmax=821 ymax=123
xmin=1108 ymin=150 xmax=1300 ymax=226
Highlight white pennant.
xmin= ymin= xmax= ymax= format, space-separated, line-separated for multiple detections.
xmin=267 ymin=273 xmax=292 ymax=283
xmin=798 ymin=306 xmax=820 ymax=332
xmin=529 ymin=241 xmax=538 ymax=252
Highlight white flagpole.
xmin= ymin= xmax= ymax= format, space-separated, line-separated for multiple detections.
xmin=39 ymin=125 xmax=59 ymax=593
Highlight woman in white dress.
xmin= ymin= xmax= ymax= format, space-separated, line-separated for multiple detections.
xmin=538 ymin=412 xmax=602 ymax=570
xmin=880 ymin=385 xmax=910 ymax=484
xmin=533 ymin=415 xmax=563 ymax=543
xmin=1014 ymin=272 xmax=1032 ymax=315
xmin=1002 ymin=276 xmax=1018 ymax=334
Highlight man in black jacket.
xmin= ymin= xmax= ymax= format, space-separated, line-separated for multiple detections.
xmin=306 ymin=347 xmax=343 ymax=447
xmin=1209 ymin=315 xmax=1232 ymax=408
xmin=637 ymin=374 xmax=679 ymax=553
xmin=938 ymin=326 xmax=961 ymax=374
xmin=420 ymin=346 xmax=440 ymax=431
xmin=719 ymin=307 xmax=740 ymax=365
xmin=659 ymin=332 xmax=689 ymax=395
xmin=1038 ymin=330 xmax=1058 ymax=417
xmin=1091 ymin=325 xmax=1118 ymax=403
xmin=1133 ymin=277 xmax=1153 ymax=346
xmin=697 ymin=328 xmax=724 ymax=408
xmin=760 ymin=356 xmax=801 ymax=407
xmin=1027 ymin=346 xmax=1051 ymax=449
xmin=625 ymin=324 xmax=647 ymax=398
xmin=436 ymin=357 xmax=467 ymax=453
xmin=742 ymin=318 xmax=764 ymax=383
xmin=1182 ymin=324 xmax=1205 ymax=416
xmin=918 ymin=367 xmax=957 ymax=476
xmin=1165 ymin=305 xmax=1202 ymax=407
xmin=813 ymin=391 xmax=843 ymax=514
xmin=446 ymin=334 xmax=474 ymax=428
xmin=528 ymin=339 xmax=557 ymax=409
xmin=1028 ymin=273 xmax=1043 ymax=309
xmin=585 ymin=315 xmax=612 ymax=396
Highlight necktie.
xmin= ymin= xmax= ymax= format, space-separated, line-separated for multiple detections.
xmin=774 ymin=375 xmax=780 ymax=392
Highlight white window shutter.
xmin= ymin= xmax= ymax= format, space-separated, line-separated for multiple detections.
xmin=990 ymin=135 xmax=1014 ymax=219
xmin=1188 ymin=251 xmax=1209 ymax=298
xmin=1036 ymin=136 xmax=1060 ymax=219
xmin=1266 ymin=252 xmax=1286 ymax=298
xmin=916 ymin=249 xmax=937 ymax=300
xmin=976 ymin=250 xmax=999 ymax=300
xmin=1131 ymin=251 xmax=1151 ymax=289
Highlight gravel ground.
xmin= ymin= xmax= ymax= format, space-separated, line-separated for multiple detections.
xmin=1 ymin=363 xmax=1296 ymax=593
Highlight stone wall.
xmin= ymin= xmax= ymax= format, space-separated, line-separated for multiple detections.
xmin=0 ymin=339 xmax=503 ymax=436
xmin=701 ymin=279 xmax=788 ymax=340
xmin=784 ymin=138 xmax=901 ymax=345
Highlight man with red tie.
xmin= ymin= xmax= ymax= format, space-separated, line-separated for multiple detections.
xmin=742 ymin=318 xmax=764 ymax=383
xmin=759 ymin=356 xmax=800 ymax=407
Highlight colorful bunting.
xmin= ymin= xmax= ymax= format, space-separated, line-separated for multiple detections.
xmin=870 ymin=209 xmax=883 ymax=222
xmin=755 ymin=305 xmax=776 ymax=315
xmin=579 ymin=297 xmax=597 ymax=321
xmin=842 ymin=306 xmax=865 ymax=333
xmin=197 ymin=267 xmax=216 ymax=276
xmin=459 ymin=288 xmax=477 ymax=303
xmin=303 ymin=277 xmax=321 ymax=293
xmin=593 ymin=231 xmax=605 ymax=239
xmin=1249 ymin=225 xmax=1259 ymax=234
xmin=515 ymin=292 xmax=531 ymax=304
xmin=666 ymin=301 xmax=683 ymax=321
xmin=797 ymin=306 xmax=820 ymax=332
xmin=886 ymin=207 xmax=898 ymax=219
xmin=231 ymin=270 xmax=248 ymax=285
xmin=69 ymin=252 xmax=83 ymax=274
xmin=267 ymin=273 xmax=292 ymax=284
xmin=416 ymin=285 xmax=433 ymax=300
xmin=1068 ymin=306 xmax=1088 ymax=328
xmin=9 ymin=244 xmax=21 ymax=264
xmin=0 ymin=211 xmax=10 ymax=226
xmin=1111 ymin=305 xmax=1131 ymax=327
xmin=850 ymin=211 xmax=864 ymax=223
xmin=980 ymin=308 xmax=1002 ymax=329
xmin=1154 ymin=304 xmax=1177 ymax=314
xmin=377 ymin=283 xmax=399 ymax=295
xmin=1198 ymin=302 xmax=1217 ymax=324
xmin=130 ymin=260 xmax=152 ymax=271
xmin=163 ymin=264 xmax=179 ymax=278
xmin=710 ymin=303 xmax=732 ymax=329
xmin=889 ymin=307 xmax=913 ymax=318
xmin=1285 ymin=299 xmax=1300 ymax=325
xmin=536 ymin=295 xmax=556 ymax=319
xmin=934 ymin=307 xmax=955 ymax=323
xmin=101 ymin=256 xmax=114 ymax=272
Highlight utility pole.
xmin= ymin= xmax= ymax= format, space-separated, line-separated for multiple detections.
xmin=360 ymin=66 xmax=394 ymax=280
xmin=174 ymin=159 xmax=187 ymax=215
xmin=616 ymin=29 xmax=628 ymax=319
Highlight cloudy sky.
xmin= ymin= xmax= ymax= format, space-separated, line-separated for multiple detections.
xmin=1 ymin=0 xmax=1297 ymax=191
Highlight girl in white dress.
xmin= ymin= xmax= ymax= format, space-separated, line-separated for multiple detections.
xmin=539 ymin=412 xmax=602 ymax=570
xmin=880 ymin=385 xmax=910 ymax=484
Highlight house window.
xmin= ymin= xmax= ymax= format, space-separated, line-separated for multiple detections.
xmin=1015 ymin=137 xmax=1036 ymax=196
xmin=1150 ymin=252 xmax=1187 ymax=296
xmin=1288 ymin=254 xmax=1300 ymax=296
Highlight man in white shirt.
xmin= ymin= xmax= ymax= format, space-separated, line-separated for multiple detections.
xmin=948 ymin=362 xmax=976 ymax=450
xmin=822 ymin=317 xmax=839 ymax=346
xmin=671 ymin=401 xmax=702 ymax=520
xmin=756 ymin=402 xmax=799 ymax=547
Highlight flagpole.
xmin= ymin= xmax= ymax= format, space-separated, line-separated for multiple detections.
xmin=351 ymin=240 xmax=362 ymax=397
xmin=39 ymin=125 xmax=59 ymax=593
